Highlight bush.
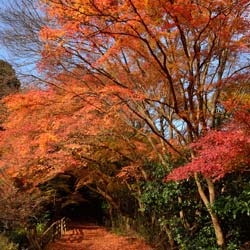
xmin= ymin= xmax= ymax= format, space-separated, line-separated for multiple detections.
xmin=0 ymin=234 xmax=18 ymax=250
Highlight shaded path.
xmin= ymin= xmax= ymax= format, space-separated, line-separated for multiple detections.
xmin=47 ymin=223 xmax=153 ymax=250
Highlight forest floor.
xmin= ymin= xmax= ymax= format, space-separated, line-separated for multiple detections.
xmin=47 ymin=223 xmax=154 ymax=250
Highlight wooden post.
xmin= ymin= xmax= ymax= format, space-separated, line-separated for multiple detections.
xmin=61 ymin=219 xmax=64 ymax=236
xmin=40 ymin=217 xmax=68 ymax=247
xmin=63 ymin=218 xmax=67 ymax=232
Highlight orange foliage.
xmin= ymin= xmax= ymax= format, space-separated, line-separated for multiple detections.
xmin=1 ymin=0 xmax=250 ymax=187
xmin=0 ymin=78 xmax=163 ymax=185
xmin=38 ymin=0 xmax=250 ymax=147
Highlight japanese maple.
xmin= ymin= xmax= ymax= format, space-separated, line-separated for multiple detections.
xmin=166 ymin=106 xmax=250 ymax=181
xmin=0 ymin=77 xmax=161 ymax=188
xmin=38 ymin=0 xmax=250 ymax=162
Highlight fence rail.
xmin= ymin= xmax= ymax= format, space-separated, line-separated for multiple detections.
xmin=41 ymin=217 xmax=67 ymax=243
xmin=27 ymin=217 xmax=68 ymax=250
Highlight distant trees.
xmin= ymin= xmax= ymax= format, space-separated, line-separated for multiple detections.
xmin=0 ymin=60 xmax=20 ymax=130
xmin=0 ymin=60 xmax=20 ymax=98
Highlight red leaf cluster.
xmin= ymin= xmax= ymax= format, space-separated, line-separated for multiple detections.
xmin=166 ymin=105 xmax=250 ymax=181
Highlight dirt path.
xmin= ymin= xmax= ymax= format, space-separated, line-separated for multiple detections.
xmin=47 ymin=223 xmax=153 ymax=250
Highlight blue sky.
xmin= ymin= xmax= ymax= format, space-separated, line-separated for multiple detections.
xmin=0 ymin=0 xmax=14 ymax=62
xmin=0 ymin=0 xmax=42 ymax=81
xmin=0 ymin=49 xmax=9 ymax=60
xmin=0 ymin=46 xmax=12 ymax=63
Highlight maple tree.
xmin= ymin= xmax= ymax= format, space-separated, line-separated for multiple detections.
xmin=166 ymin=104 xmax=250 ymax=182
xmin=0 ymin=78 xmax=155 ymax=211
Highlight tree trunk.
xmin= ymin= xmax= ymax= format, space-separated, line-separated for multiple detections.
xmin=163 ymin=224 xmax=175 ymax=249
xmin=194 ymin=173 xmax=225 ymax=247
xmin=178 ymin=196 xmax=191 ymax=230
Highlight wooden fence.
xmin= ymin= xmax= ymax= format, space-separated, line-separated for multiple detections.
xmin=41 ymin=217 xmax=67 ymax=243
xmin=27 ymin=217 xmax=68 ymax=250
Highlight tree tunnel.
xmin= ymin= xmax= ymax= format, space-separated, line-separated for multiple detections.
xmin=40 ymin=173 xmax=108 ymax=225
xmin=61 ymin=186 xmax=106 ymax=224
xmin=40 ymin=170 xmax=137 ymax=227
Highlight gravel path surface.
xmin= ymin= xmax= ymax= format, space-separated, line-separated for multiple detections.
xmin=47 ymin=223 xmax=153 ymax=250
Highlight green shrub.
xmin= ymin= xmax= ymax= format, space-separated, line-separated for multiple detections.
xmin=7 ymin=227 xmax=28 ymax=248
xmin=0 ymin=234 xmax=18 ymax=250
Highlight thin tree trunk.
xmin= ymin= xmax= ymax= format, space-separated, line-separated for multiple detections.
xmin=163 ymin=224 xmax=175 ymax=249
xmin=194 ymin=173 xmax=225 ymax=247
xmin=178 ymin=196 xmax=191 ymax=230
